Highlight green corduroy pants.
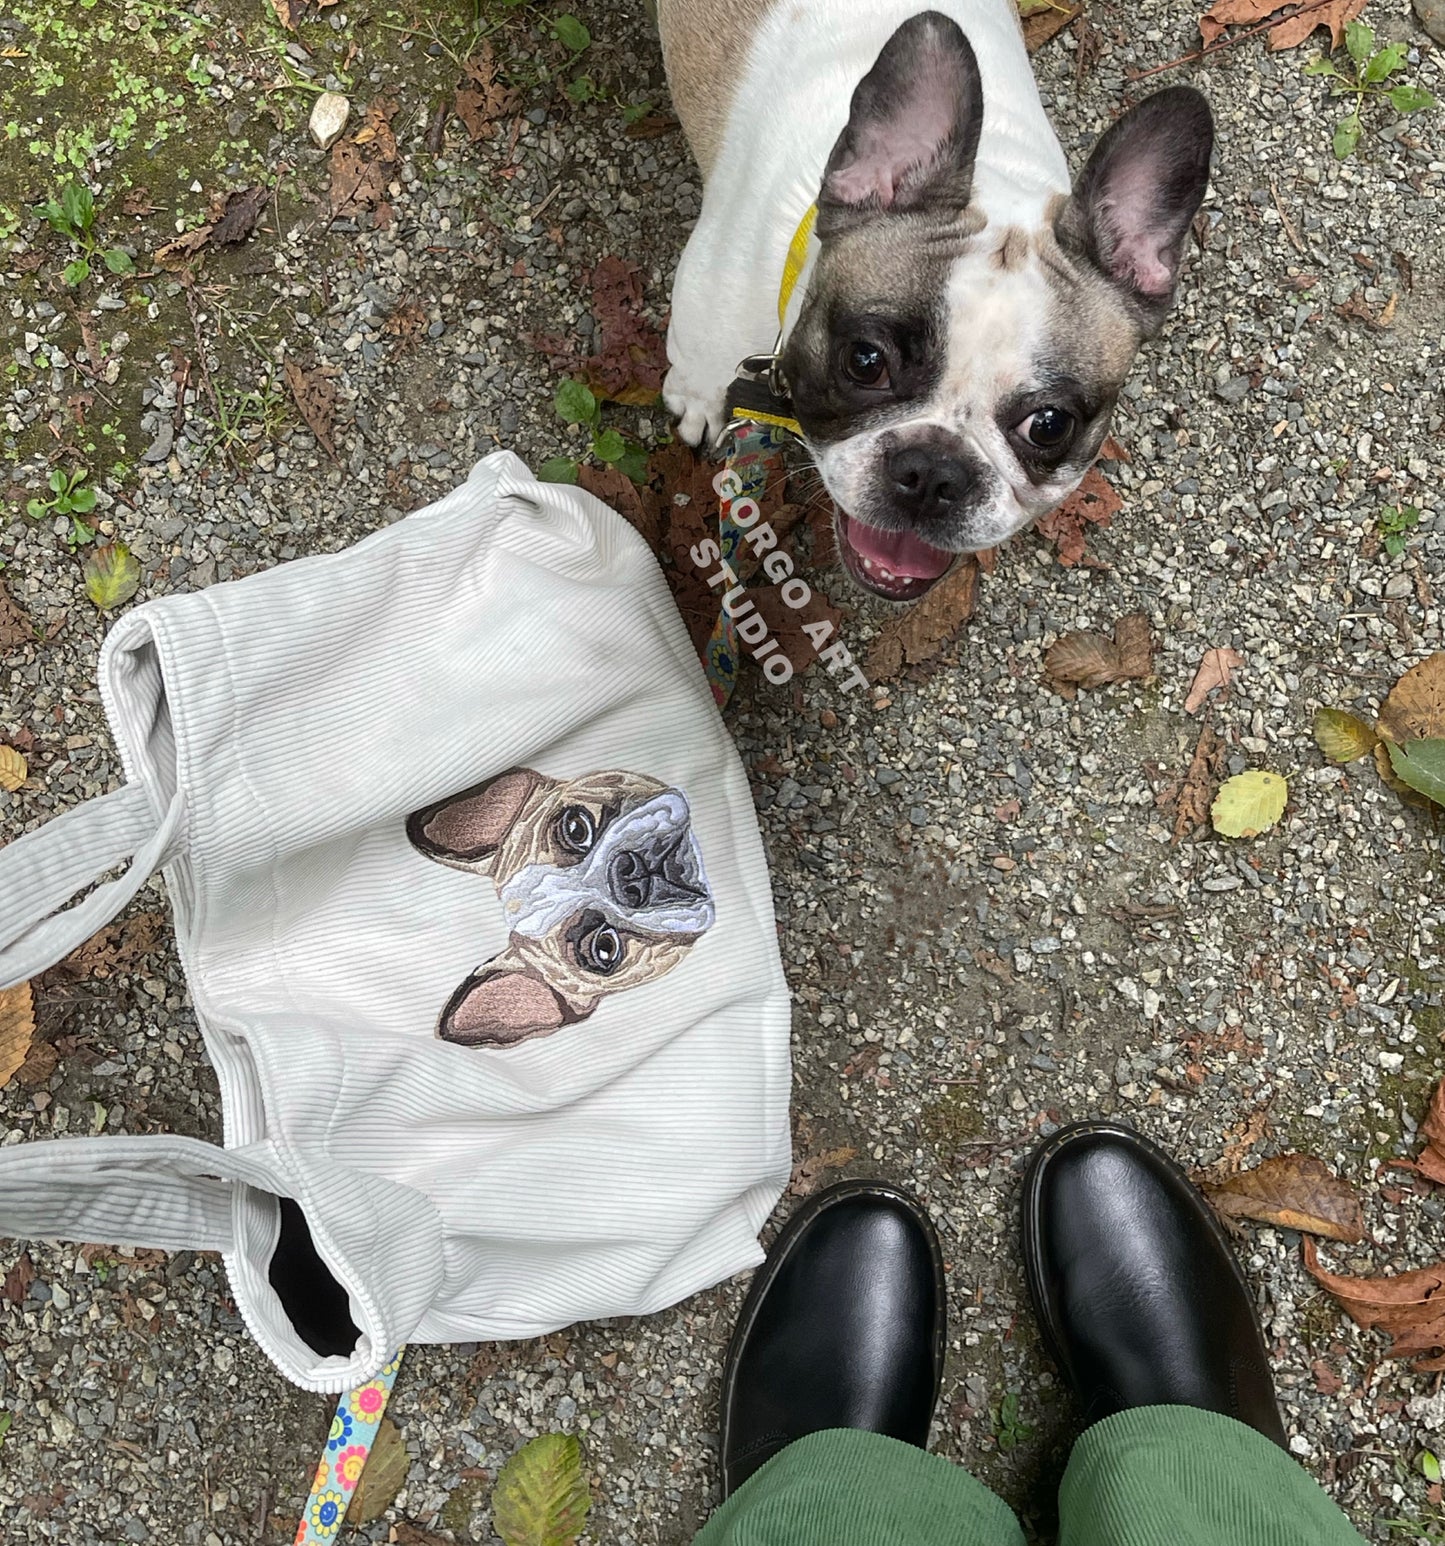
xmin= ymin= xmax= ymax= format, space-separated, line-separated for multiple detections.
xmin=695 ymin=1408 xmax=1370 ymax=1545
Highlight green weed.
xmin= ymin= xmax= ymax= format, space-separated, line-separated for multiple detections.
xmin=36 ymin=181 xmax=134 ymax=285
xmin=540 ymin=380 xmax=648 ymax=485
xmin=990 ymin=1391 xmax=1035 ymax=1454
xmin=27 ymin=466 xmax=97 ymax=544
xmin=1307 ymin=22 xmax=1436 ymax=160
xmin=1379 ymin=503 xmax=1422 ymax=558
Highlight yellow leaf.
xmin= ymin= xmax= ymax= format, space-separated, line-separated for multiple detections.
xmin=493 ymin=1434 xmax=590 ymax=1546
xmin=0 ymin=982 xmax=36 ymax=1089
xmin=344 ymin=1417 xmax=409 ymax=1526
xmin=83 ymin=542 xmax=141 ymax=611
xmin=1211 ymin=770 xmax=1288 ymax=839
xmin=0 ymin=745 xmax=26 ymax=792
xmin=1313 ymin=707 xmax=1378 ymax=764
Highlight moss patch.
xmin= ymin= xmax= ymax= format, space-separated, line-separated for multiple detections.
xmin=920 ymin=1086 xmax=985 ymax=1151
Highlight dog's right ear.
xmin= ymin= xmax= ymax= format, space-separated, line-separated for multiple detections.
xmin=407 ymin=767 xmax=545 ymax=866
xmin=437 ymin=954 xmax=588 ymax=1049
xmin=817 ymin=11 xmax=984 ymax=238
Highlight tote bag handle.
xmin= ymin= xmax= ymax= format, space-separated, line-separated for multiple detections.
xmin=0 ymin=1133 xmax=287 ymax=1255
xmin=0 ymin=783 xmax=185 ymax=989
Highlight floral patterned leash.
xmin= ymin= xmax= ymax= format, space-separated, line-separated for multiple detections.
xmin=294 ymin=1348 xmax=405 ymax=1543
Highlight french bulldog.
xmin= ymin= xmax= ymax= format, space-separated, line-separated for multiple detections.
xmin=408 ymin=766 xmax=715 ymax=1048
xmin=657 ymin=1 xmax=1214 ymax=601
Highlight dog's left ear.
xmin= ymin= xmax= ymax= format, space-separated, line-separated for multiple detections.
xmin=817 ymin=12 xmax=984 ymax=238
xmin=1056 ymin=86 xmax=1215 ymax=335
xmin=437 ymin=953 xmax=589 ymax=1049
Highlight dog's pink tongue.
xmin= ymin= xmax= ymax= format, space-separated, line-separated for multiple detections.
xmin=843 ymin=516 xmax=954 ymax=580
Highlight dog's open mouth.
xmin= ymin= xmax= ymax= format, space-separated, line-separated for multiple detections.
xmin=836 ymin=512 xmax=956 ymax=602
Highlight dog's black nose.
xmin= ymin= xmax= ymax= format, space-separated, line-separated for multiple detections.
xmin=887 ymin=446 xmax=972 ymax=522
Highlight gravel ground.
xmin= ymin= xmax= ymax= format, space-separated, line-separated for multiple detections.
xmin=3 ymin=0 xmax=1445 ymax=1542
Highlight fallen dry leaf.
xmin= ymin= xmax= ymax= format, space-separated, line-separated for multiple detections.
xmin=623 ymin=112 xmax=680 ymax=139
xmin=153 ymin=224 xmax=214 ymax=268
xmin=1206 ymin=1154 xmax=1364 ymax=1242
xmin=454 ymin=44 xmax=520 ymax=143
xmin=1036 ymin=468 xmax=1120 ymax=566
xmin=0 ymin=981 xmax=36 ymax=1089
xmin=788 ymin=1145 xmax=858 ymax=1198
xmin=577 ymin=462 xmax=659 ymax=550
xmin=1184 ymin=646 xmax=1244 ymax=714
xmin=1411 ymin=1080 xmax=1445 ymax=1186
xmin=1199 ymin=0 xmax=1365 ymax=50
xmin=345 ymin=1416 xmax=408 ymax=1525
xmin=1374 ymin=652 xmax=1445 ymax=803
xmin=0 ymin=580 xmax=32 ymax=650
xmin=865 ymin=558 xmax=981 ymax=683
xmin=1313 ymin=706 xmax=1378 ymax=764
xmin=0 ymin=744 xmax=26 ymax=791
xmin=283 ymin=360 xmax=338 ymax=461
xmin=1172 ymin=722 xmax=1223 ymax=842
xmin=1021 ymin=0 xmax=1083 ymax=49
xmin=209 ymin=184 xmax=269 ymax=246
xmin=1045 ymin=611 xmax=1153 ymax=694
xmin=329 ymin=99 xmax=399 ymax=219
xmin=2 ymin=1249 xmax=35 ymax=1304
xmin=751 ymin=581 xmax=849 ymax=678
xmin=1304 ymin=1236 xmax=1445 ymax=1369
xmin=57 ymin=912 xmax=166 ymax=980
xmin=582 ymin=257 xmax=668 ymax=406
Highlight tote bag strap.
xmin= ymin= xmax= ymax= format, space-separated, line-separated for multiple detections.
xmin=0 ymin=1133 xmax=285 ymax=1256
xmin=0 ymin=783 xmax=185 ymax=988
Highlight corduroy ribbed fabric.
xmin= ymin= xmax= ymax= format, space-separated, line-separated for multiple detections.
xmin=695 ymin=1410 xmax=1369 ymax=1546
xmin=0 ymin=451 xmax=792 ymax=1393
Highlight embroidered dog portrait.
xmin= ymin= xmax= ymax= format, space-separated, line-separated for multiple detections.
xmin=407 ymin=767 xmax=716 ymax=1049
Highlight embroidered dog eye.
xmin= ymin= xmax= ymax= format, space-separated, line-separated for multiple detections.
xmin=555 ymin=805 xmax=598 ymax=856
xmin=1020 ymin=407 xmax=1076 ymax=449
xmin=843 ymin=341 xmax=889 ymax=388
xmin=577 ymin=921 xmax=624 ymax=975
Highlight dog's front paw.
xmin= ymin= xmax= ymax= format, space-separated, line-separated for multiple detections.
xmin=663 ymin=365 xmax=727 ymax=450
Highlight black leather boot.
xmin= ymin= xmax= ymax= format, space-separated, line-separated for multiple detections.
xmin=1022 ymin=1121 xmax=1287 ymax=1447
xmin=719 ymin=1180 xmax=947 ymax=1496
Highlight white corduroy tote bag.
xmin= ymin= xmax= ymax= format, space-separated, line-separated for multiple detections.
xmin=0 ymin=450 xmax=792 ymax=1392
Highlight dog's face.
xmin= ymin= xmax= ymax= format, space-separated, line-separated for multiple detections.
xmin=779 ymin=12 xmax=1214 ymax=601
xmin=408 ymin=767 xmax=715 ymax=1049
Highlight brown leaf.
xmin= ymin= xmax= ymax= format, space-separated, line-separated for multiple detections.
xmin=580 ymin=257 xmax=668 ymax=406
xmin=1206 ymin=1154 xmax=1364 ymax=1242
xmin=329 ymin=100 xmax=398 ymax=219
xmin=1412 ymin=1080 xmax=1445 ymax=1186
xmin=1045 ymin=630 xmax=1119 ymax=691
xmin=0 ymin=981 xmax=36 ymax=1089
xmin=271 ymin=0 xmax=298 ymax=26
xmin=865 ymin=558 xmax=980 ymax=682
xmin=1198 ymin=0 xmax=1365 ymax=49
xmin=1184 ymin=646 xmax=1244 ymax=714
xmin=1022 ymin=1 xmax=1083 ymax=50
xmin=751 ymin=581 xmax=848 ymax=678
xmin=121 ymin=187 xmax=157 ymax=217
xmin=1304 ymin=1237 xmax=1445 ymax=1368
xmin=1374 ymin=652 xmax=1445 ymax=805
xmin=623 ymin=112 xmax=680 ymax=139
xmin=153 ymin=224 xmax=214 ymax=267
xmin=345 ymin=1416 xmax=409 ymax=1525
xmin=577 ymin=463 xmax=659 ymax=550
xmin=1035 ymin=468 xmax=1120 ymax=566
xmin=209 ymin=184 xmax=269 ymax=245
xmin=0 ymin=580 xmax=32 ymax=651
xmin=1172 ymin=722 xmax=1222 ymax=842
xmin=787 ymin=1145 xmax=858 ymax=1198
xmin=0 ymin=744 xmax=26 ymax=791
xmin=13 ymin=1040 xmax=59 ymax=1089
xmin=3 ymin=1249 xmax=36 ymax=1304
xmin=1045 ymin=612 xmax=1153 ymax=693
xmin=283 ymin=361 xmax=338 ymax=461
xmin=382 ymin=300 xmax=427 ymax=349
xmin=58 ymin=912 xmax=166 ymax=980
xmin=454 ymin=44 xmax=520 ymax=142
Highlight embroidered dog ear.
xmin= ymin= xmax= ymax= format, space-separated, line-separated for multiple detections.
xmin=817 ymin=12 xmax=984 ymax=238
xmin=407 ymin=767 xmax=547 ymax=870
xmin=437 ymin=948 xmax=588 ymax=1049
xmin=1054 ymin=86 xmax=1214 ymax=335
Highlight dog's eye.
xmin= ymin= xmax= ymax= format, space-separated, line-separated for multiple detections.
xmin=577 ymin=922 xmax=624 ymax=975
xmin=1019 ymin=407 xmax=1076 ymax=449
xmin=556 ymin=805 xmax=598 ymax=856
xmin=843 ymin=341 xmax=889 ymax=389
